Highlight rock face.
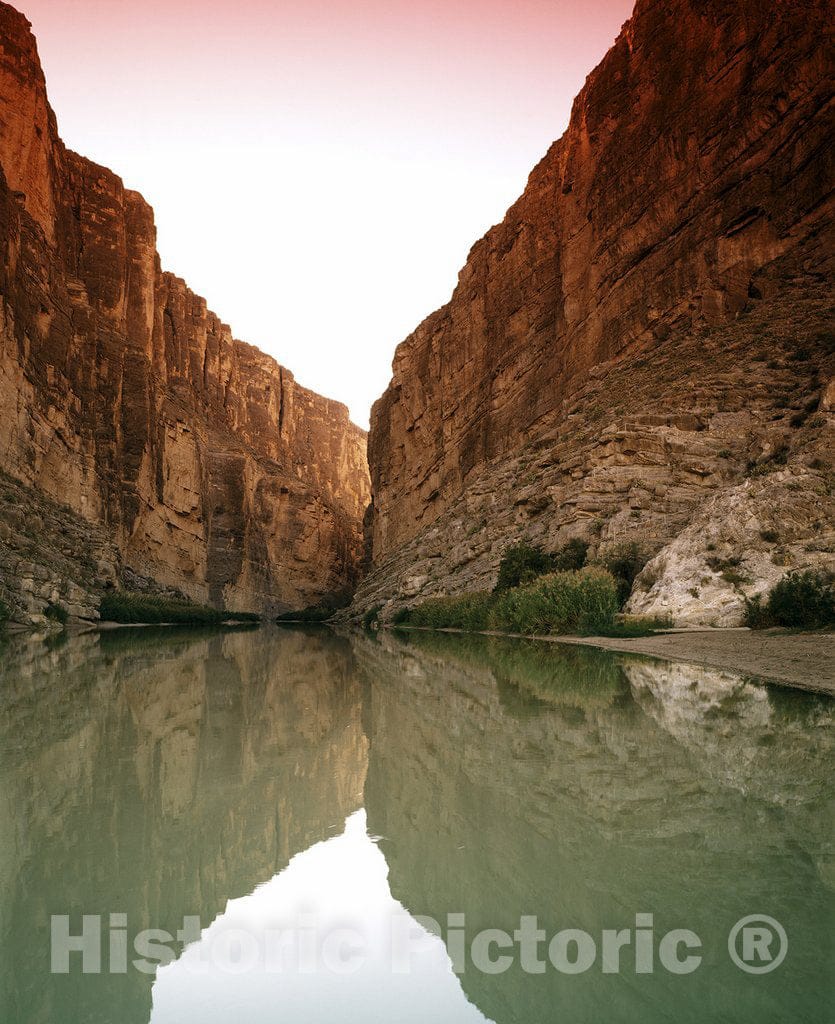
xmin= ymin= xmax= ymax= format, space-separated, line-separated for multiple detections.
xmin=356 ymin=0 xmax=834 ymax=624
xmin=0 ymin=3 xmax=370 ymax=617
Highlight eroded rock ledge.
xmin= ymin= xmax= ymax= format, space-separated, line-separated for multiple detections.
xmin=0 ymin=2 xmax=370 ymax=622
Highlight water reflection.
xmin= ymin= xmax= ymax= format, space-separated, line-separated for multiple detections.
xmin=0 ymin=627 xmax=367 ymax=1023
xmin=359 ymin=630 xmax=834 ymax=1024
xmin=0 ymin=626 xmax=831 ymax=1023
xmin=151 ymin=810 xmax=489 ymax=1024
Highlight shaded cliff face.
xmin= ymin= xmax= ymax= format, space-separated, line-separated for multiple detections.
xmin=0 ymin=3 xmax=370 ymax=614
xmin=362 ymin=0 xmax=834 ymax=622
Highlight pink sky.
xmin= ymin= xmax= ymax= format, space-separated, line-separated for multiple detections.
xmin=21 ymin=0 xmax=633 ymax=425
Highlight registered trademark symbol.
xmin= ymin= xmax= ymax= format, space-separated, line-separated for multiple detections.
xmin=728 ymin=915 xmax=788 ymax=974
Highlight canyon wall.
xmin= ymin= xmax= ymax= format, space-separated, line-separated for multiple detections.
xmin=0 ymin=2 xmax=370 ymax=618
xmin=357 ymin=0 xmax=834 ymax=624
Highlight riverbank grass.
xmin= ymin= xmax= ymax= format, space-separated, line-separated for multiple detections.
xmin=99 ymin=592 xmax=259 ymax=626
xmin=489 ymin=567 xmax=618 ymax=634
xmin=397 ymin=567 xmax=651 ymax=637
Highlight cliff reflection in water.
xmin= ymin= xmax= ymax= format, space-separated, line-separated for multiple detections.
xmin=0 ymin=626 xmax=832 ymax=1024
xmin=358 ymin=630 xmax=834 ymax=1024
xmin=0 ymin=627 xmax=368 ymax=1024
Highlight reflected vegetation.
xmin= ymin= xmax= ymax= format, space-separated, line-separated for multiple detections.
xmin=0 ymin=625 xmax=832 ymax=1023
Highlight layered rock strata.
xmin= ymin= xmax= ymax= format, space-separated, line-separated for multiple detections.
xmin=0 ymin=3 xmax=370 ymax=618
xmin=356 ymin=0 xmax=834 ymax=624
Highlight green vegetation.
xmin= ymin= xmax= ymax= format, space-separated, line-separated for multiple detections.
xmin=45 ymin=602 xmax=69 ymax=625
xmin=494 ymin=539 xmax=589 ymax=593
xmin=592 ymin=614 xmax=673 ymax=638
xmin=276 ymin=605 xmax=334 ymax=623
xmin=551 ymin=539 xmax=590 ymax=573
xmin=400 ymin=567 xmax=622 ymax=637
xmin=396 ymin=528 xmax=677 ymax=640
xmin=596 ymin=542 xmax=650 ymax=607
xmin=489 ymin=568 xmax=619 ymax=635
xmin=0 ymin=598 xmax=9 ymax=627
xmin=99 ymin=592 xmax=259 ymax=626
xmin=745 ymin=569 xmax=835 ymax=630
xmin=363 ymin=604 xmax=383 ymax=631
xmin=405 ymin=592 xmax=493 ymax=631
xmin=494 ymin=543 xmax=554 ymax=592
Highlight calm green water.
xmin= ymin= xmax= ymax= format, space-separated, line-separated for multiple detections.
xmin=0 ymin=626 xmax=832 ymax=1023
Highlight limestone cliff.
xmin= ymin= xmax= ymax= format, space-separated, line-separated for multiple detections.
xmin=0 ymin=3 xmax=370 ymax=618
xmin=356 ymin=0 xmax=834 ymax=625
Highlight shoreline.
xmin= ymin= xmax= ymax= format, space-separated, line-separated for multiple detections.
xmin=389 ymin=625 xmax=835 ymax=697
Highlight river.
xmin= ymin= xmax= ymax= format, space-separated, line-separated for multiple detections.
xmin=0 ymin=626 xmax=832 ymax=1023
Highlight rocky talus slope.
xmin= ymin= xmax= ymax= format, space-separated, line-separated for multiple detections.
xmin=352 ymin=0 xmax=834 ymax=625
xmin=0 ymin=3 xmax=370 ymax=625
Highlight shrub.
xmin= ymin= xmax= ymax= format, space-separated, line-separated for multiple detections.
xmin=494 ymin=539 xmax=589 ymax=594
xmin=765 ymin=570 xmax=835 ymax=629
xmin=276 ymin=605 xmax=334 ymax=623
xmin=45 ymin=602 xmax=69 ymax=625
xmin=594 ymin=614 xmax=673 ymax=638
xmin=363 ymin=605 xmax=383 ymax=631
xmin=489 ymin=568 xmax=619 ymax=636
xmin=494 ymin=544 xmax=553 ymax=593
xmin=743 ymin=595 xmax=776 ymax=629
xmin=0 ymin=598 xmax=9 ymax=626
xmin=391 ymin=607 xmax=412 ymax=626
xmin=225 ymin=611 xmax=262 ymax=623
xmin=597 ymin=542 xmax=650 ymax=607
xmin=406 ymin=592 xmax=493 ymax=631
xmin=551 ymin=538 xmax=589 ymax=573
xmin=98 ymin=592 xmax=244 ymax=625
xmin=759 ymin=529 xmax=780 ymax=544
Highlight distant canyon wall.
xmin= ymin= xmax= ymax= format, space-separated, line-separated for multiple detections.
xmin=0 ymin=2 xmax=370 ymax=615
xmin=358 ymin=0 xmax=834 ymax=624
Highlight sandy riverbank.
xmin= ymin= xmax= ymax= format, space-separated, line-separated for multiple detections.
xmin=392 ymin=625 xmax=835 ymax=696
xmin=533 ymin=629 xmax=835 ymax=696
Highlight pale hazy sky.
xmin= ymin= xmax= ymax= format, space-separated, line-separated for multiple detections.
xmin=22 ymin=0 xmax=633 ymax=427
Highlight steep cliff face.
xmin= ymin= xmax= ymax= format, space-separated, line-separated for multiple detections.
xmin=359 ymin=0 xmax=834 ymax=624
xmin=0 ymin=3 xmax=370 ymax=616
